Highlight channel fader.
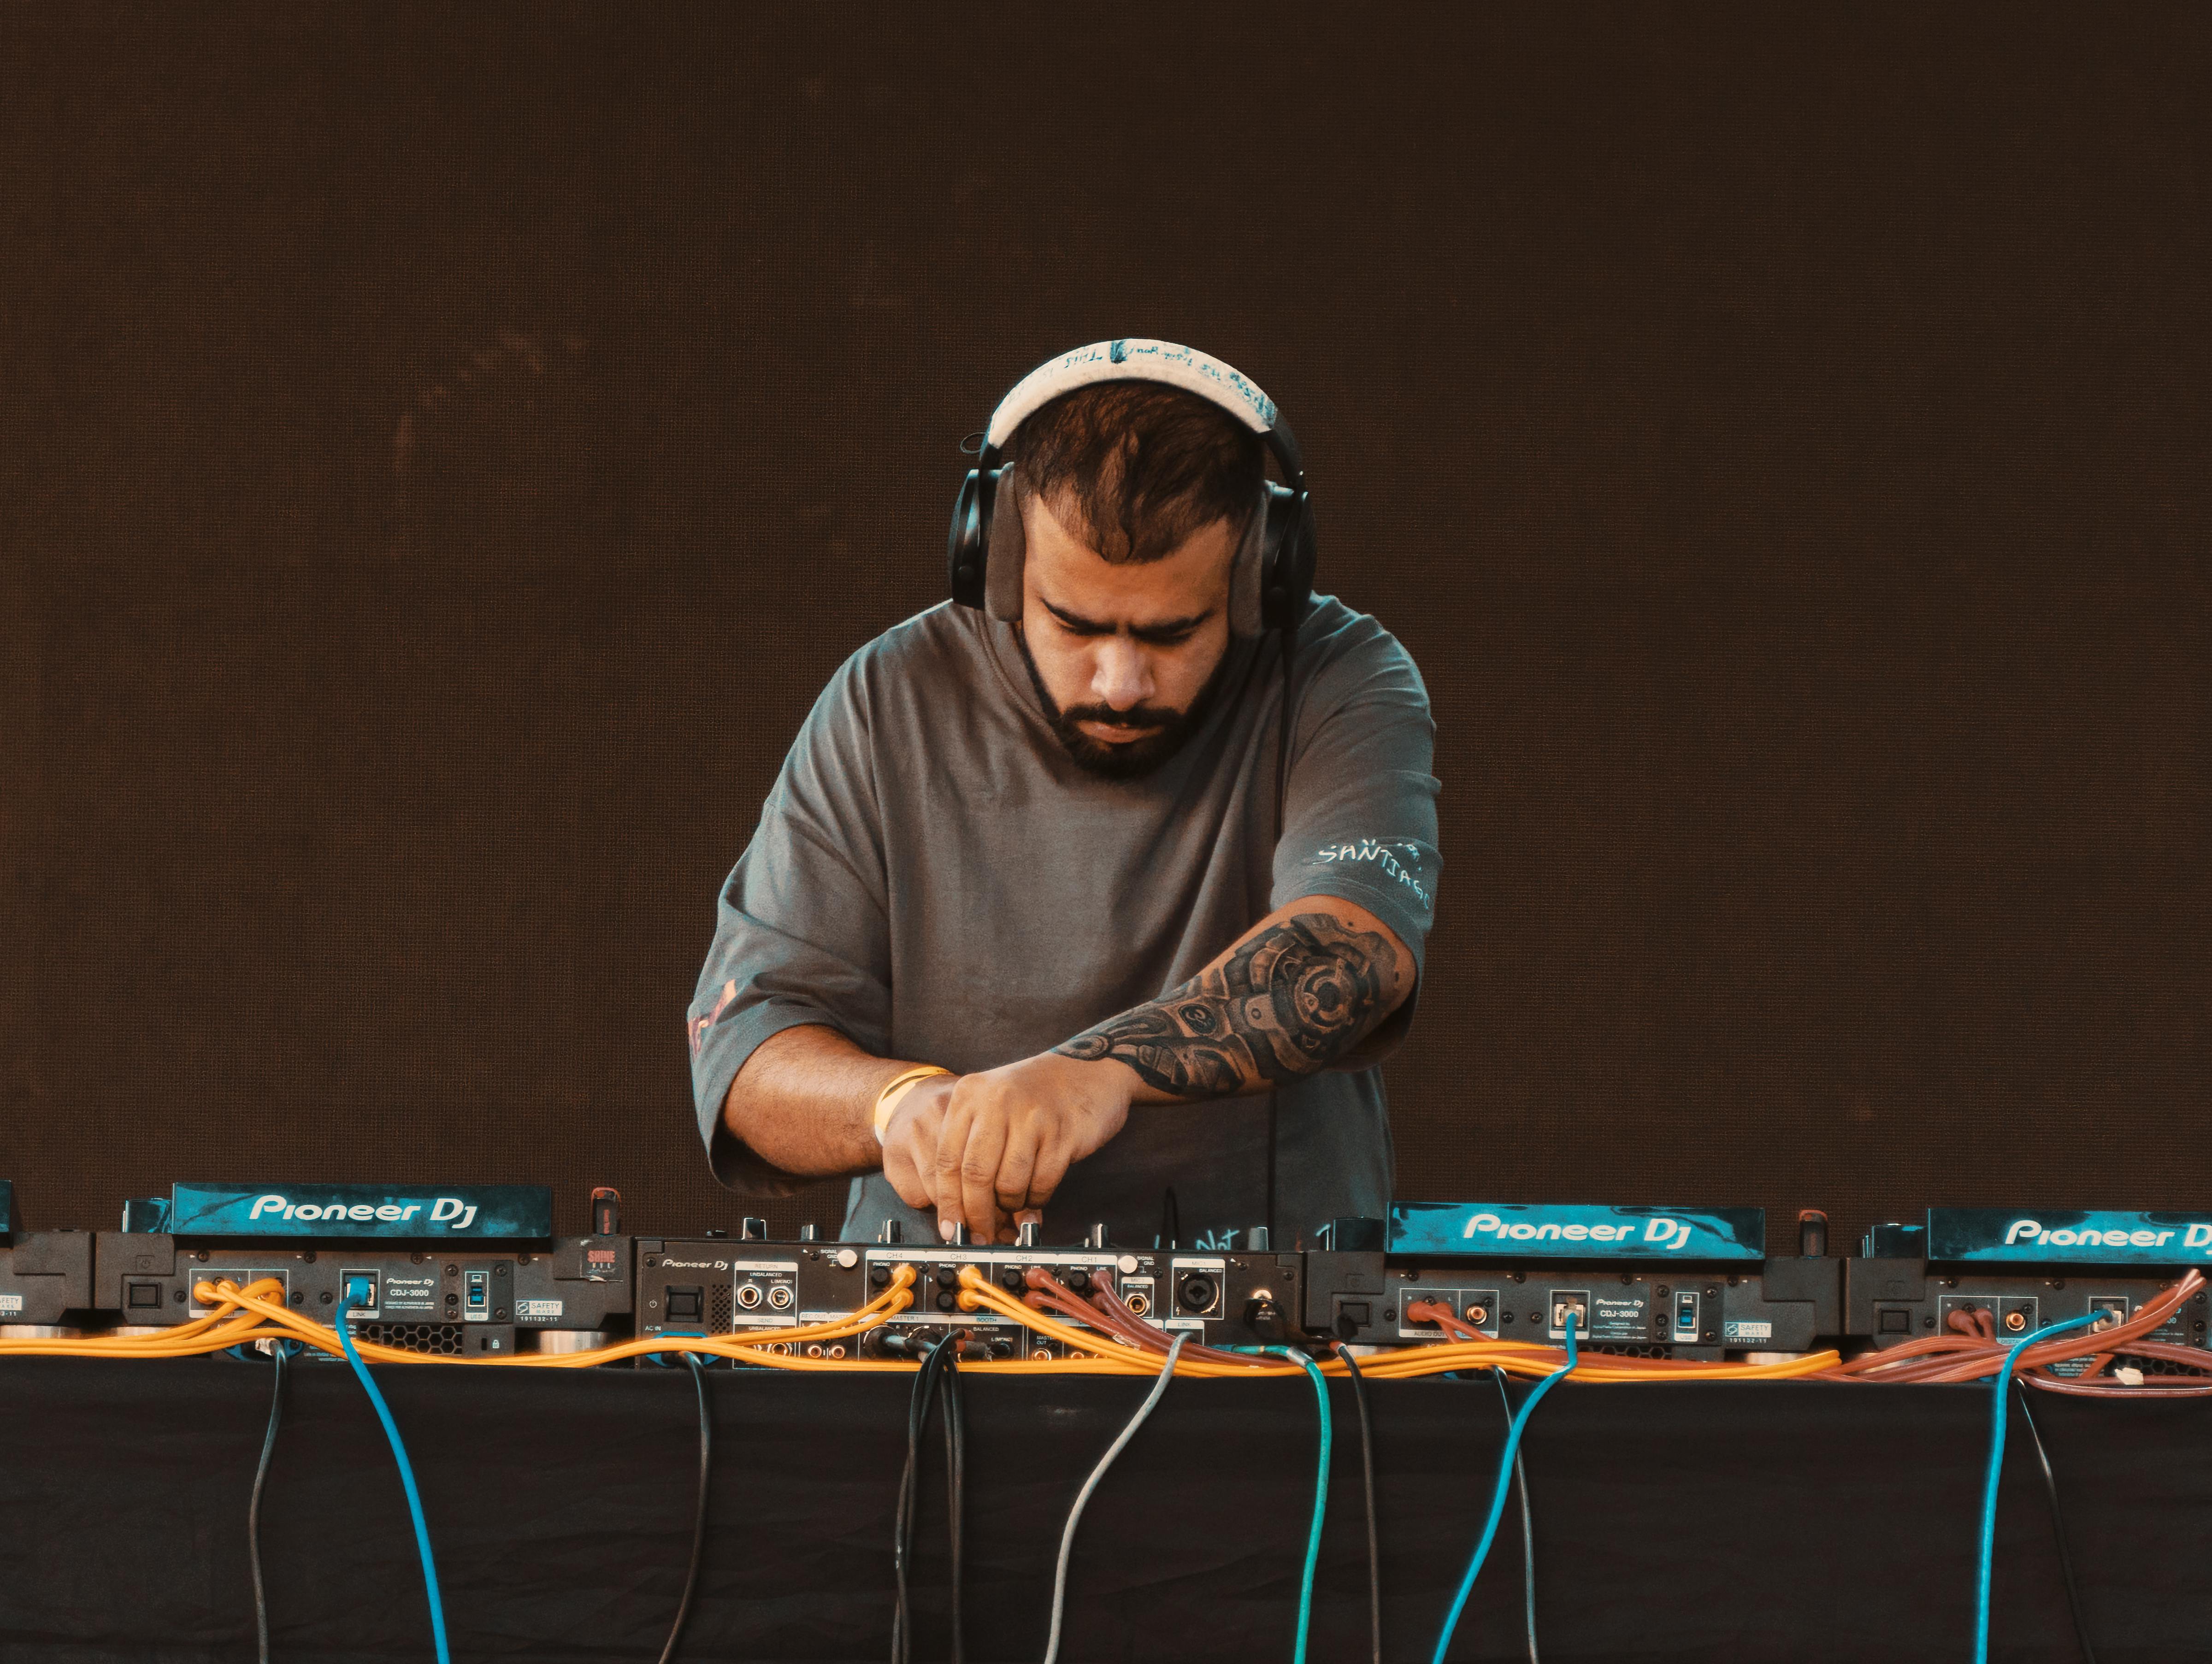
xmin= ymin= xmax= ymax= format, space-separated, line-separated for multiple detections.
xmin=93 ymin=1182 xmax=631 ymax=1354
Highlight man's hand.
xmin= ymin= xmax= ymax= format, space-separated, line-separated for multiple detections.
xmin=879 ymin=1073 xmax=956 ymax=1216
xmin=909 ymin=1052 xmax=1133 ymax=1244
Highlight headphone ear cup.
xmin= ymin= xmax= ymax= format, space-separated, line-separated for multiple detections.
xmin=948 ymin=470 xmax=987 ymax=609
xmin=1228 ymin=483 xmax=1271 ymax=638
xmin=1272 ymin=492 xmax=1317 ymax=631
xmin=1254 ymin=482 xmax=1309 ymax=631
xmin=984 ymin=468 xmax=1026 ymax=621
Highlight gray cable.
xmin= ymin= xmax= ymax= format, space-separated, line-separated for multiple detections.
xmin=655 ymin=1352 xmax=712 ymax=1664
xmin=1491 ymin=1367 xmax=1539 ymax=1664
xmin=1041 ymin=1334 xmax=1188 ymax=1664
xmin=249 ymin=1342 xmax=290 ymax=1664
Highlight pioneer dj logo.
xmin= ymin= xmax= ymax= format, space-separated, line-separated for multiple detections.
xmin=1460 ymin=1211 xmax=1695 ymax=1250
xmin=2004 ymin=1217 xmax=2212 ymax=1253
xmin=248 ymin=1193 xmax=481 ymax=1230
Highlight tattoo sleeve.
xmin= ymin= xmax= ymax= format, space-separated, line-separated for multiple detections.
xmin=1053 ymin=912 xmax=1404 ymax=1098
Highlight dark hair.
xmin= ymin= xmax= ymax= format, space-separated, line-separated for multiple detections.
xmin=1002 ymin=381 xmax=1265 ymax=563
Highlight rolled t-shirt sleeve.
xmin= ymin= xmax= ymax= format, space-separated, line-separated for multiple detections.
xmin=687 ymin=659 xmax=891 ymax=1192
xmin=1271 ymin=614 xmax=1441 ymax=1066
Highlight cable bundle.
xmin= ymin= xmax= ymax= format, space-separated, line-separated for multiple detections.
xmin=1813 ymin=1269 xmax=2209 ymax=1393
xmin=0 ymin=1268 xmax=925 ymax=1370
xmin=953 ymin=1268 xmax=1840 ymax=1382
xmin=891 ymin=1335 xmax=966 ymax=1663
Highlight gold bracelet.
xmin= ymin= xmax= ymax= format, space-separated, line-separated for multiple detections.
xmin=871 ymin=1065 xmax=951 ymax=1144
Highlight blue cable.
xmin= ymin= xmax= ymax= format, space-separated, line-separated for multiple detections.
xmin=335 ymin=1277 xmax=452 ymax=1664
xmin=1238 ymin=1346 xmax=1332 ymax=1664
xmin=1974 ymin=1310 xmax=2100 ymax=1664
xmin=1432 ymin=1312 xmax=1580 ymax=1664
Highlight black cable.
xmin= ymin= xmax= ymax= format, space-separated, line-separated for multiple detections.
xmin=1264 ymin=1095 xmax=1279 ymax=1243
xmin=1161 ymin=1187 xmax=1181 ymax=1251
xmin=248 ymin=1342 xmax=290 ymax=1664
xmin=1492 ymin=1368 xmax=1539 ymax=1664
xmin=893 ymin=1339 xmax=951 ymax=1664
xmin=1265 ymin=610 xmax=1298 ymax=1242
xmin=941 ymin=1341 xmax=966 ymax=1664
xmin=655 ymin=1352 xmax=713 ymax=1664
xmin=1333 ymin=1345 xmax=1382 ymax=1664
xmin=2014 ymin=1380 xmax=2098 ymax=1664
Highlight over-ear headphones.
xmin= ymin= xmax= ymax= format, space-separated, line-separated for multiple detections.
xmin=947 ymin=339 xmax=1316 ymax=638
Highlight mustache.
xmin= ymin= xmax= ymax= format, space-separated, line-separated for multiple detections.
xmin=1057 ymin=702 xmax=1183 ymax=730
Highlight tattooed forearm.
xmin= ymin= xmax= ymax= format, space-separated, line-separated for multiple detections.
xmin=1054 ymin=912 xmax=1404 ymax=1099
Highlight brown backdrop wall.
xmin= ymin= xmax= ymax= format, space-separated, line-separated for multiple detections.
xmin=4 ymin=9 xmax=2206 ymax=1249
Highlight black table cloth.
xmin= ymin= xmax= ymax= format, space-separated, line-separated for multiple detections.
xmin=2 ymin=1358 xmax=2206 ymax=1662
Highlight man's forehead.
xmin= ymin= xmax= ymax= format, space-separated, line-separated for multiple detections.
xmin=1023 ymin=490 xmax=1233 ymax=623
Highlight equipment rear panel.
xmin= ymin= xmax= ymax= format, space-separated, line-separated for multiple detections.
xmin=637 ymin=1239 xmax=1302 ymax=1360
xmin=1845 ymin=1257 xmax=2212 ymax=1375
xmin=1306 ymin=1251 xmax=1839 ymax=1358
xmin=92 ymin=1233 xmax=630 ymax=1356
xmin=1 ymin=1231 xmax=96 ymax=1328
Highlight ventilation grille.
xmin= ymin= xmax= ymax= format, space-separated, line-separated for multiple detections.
xmin=358 ymin=1322 xmax=465 ymax=1357
xmin=2113 ymin=1350 xmax=2212 ymax=1379
xmin=708 ymin=1286 xmax=734 ymax=1335
xmin=1587 ymin=1342 xmax=1674 ymax=1359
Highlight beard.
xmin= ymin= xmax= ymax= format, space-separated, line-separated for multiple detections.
xmin=1015 ymin=631 xmax=1233 ymax=780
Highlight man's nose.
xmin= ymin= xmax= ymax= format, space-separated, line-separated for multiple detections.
xmin=1091 ymin=638 xmax=1156 ymax=710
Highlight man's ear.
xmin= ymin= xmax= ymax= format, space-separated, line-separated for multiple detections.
xmin=985 ymin=470 xmax=1027 ymax=622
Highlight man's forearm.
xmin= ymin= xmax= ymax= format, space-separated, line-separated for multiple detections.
xmin=1052 ymin=900 xmax=1411 ymax=1101
xmin=720 ymin=1023 xmax=914 ymax=1176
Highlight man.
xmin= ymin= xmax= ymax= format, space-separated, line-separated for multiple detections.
xmin=689 ymin=341 xmax=1439 ymax=1248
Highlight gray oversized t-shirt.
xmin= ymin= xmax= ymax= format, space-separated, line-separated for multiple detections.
xmin=687 ymin=596 xmax=1439 ymax=1248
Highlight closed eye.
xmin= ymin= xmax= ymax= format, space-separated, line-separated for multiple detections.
xmin=1041 ymin=599 xmax=1213 ymax=643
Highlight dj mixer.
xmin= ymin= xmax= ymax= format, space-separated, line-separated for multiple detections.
xmin=637 ymin=1217 xmax=1305 ymax=1359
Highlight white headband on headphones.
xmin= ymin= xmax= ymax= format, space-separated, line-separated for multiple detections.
xmin=984 ymin=338 xmax=1279 ymax=449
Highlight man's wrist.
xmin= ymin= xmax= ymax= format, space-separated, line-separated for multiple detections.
xmin=872 ymin=1065 xmax=952 ymax=1143
xmin=1043 ymin=1046 xmax=1159 ymax=1106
